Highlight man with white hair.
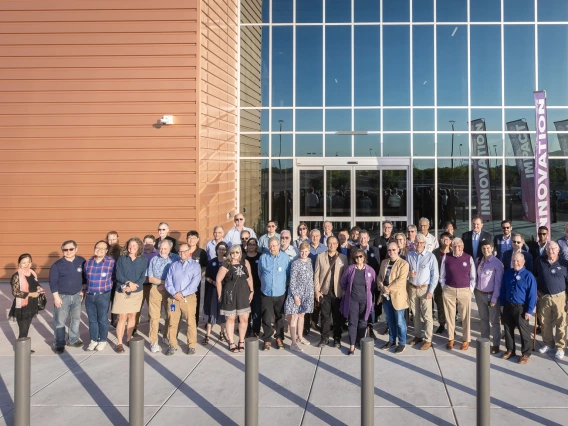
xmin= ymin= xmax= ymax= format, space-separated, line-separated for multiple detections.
xmin=321 ymin=221 xmax=335 ymax=245
xmin=154 ymin=222 xmax=178 ymax=254
xmin=224 ymin=213 xmax=257 ymax=246
xmin=206 ymin=225 xmax=229 ymax=260
xmin=280 ymin=230 xmax=299 ymax=260
xmin=502 ymin=233 xmax=533 ymax=273
xmin=418 ymin=217 xmax=439 ymax=253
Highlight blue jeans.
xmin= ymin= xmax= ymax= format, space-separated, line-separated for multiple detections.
xmin=383 ymin=298 xmax=407 ymax=345
xmin=53 ymin=292 xmax=83 ymax=348
xmin=85 ymin=291 xmax=111 ymax=342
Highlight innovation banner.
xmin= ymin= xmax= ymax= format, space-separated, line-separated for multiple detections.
xmin=470 ymin=118 xmax=493 ymax=221
xmin=554 ymin=119 xmax=568 ymax=183
xmin=534 ymin=91 xmax=550 ymax=233
xmin=506 ymin=119 xmax=536 ymax=222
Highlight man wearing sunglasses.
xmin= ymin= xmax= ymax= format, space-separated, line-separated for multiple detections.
xmin=528 ymin=226 xmax=549 ymax=261
xmin=49 ymin=240 xmax=87 ymax=354
xmin=154 ymin=222 xmax=178 ymax=254
xmin=224 ymin=213 xmax=257 ymax=246
xmin=493 ymin=220 xmax=529 ymax=260
xmin=502 ymin=233 xmax=534 ymax=273
xmin=258 ymin=220 xmax=280 ymax=254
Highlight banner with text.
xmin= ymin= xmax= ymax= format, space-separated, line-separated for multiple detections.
xmin=554 ymin=119 xmax=568 ymax=183
xmin=534 ymin=91 xmax=550 ymax=234
xmin=471 ymin=119 xmax=493 ymax=221
xmin=506 ymin=119 xmax=536 ymax=222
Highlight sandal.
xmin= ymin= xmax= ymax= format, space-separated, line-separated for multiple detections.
xmin=238 ymin=341 xmax=245 ymax=352
xmin=219 ymin=331 xmax=227 ymax=342
xmin=202 ymin=336 xmax=209 ymax=345
xmin=229 ymin=342 xmax=239 ymax=353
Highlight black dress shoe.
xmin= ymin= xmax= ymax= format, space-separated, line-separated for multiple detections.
xmin=381 ymin=341 xmax=394 ymax=350
xmin=435 ymin=324 xmax=446 ymax=334
xmin=334 ymin=339 xmax=341 ymax=349
xmin=54 ymin=347 xmax=65 ymax=354
xmin=67 ymin=340 xmax=83 ymax=348
xmin=348 ymin=348 xmax=355 ymax=355
xmin=317 ymin=339 xmax=329 ymax=348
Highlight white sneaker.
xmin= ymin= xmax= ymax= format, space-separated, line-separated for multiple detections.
xmin=162 ymin=337 xmax=169 ymax=346
xmin=151 ymin=343 xmax=161 ymax=353
xmin=555 ymin=349 xmax=565 ymax=360
xmin=87 ymin=341 xmax=99 ymax=351
xmin=298 ymin=337 xmax=310 ymax=345
xmin=95 ymin=342 xmax=107 ymax=352
xmin=290 ymin=343 xmax=303 ymax=352
xmin=538 ymin=345 xmax=551 ymax=354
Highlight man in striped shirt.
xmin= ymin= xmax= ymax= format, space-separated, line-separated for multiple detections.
xmin=84 ymin=240 xmax=115 ymax=352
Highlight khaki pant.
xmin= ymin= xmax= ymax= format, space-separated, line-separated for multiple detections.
xmin=442 ymin=286 xmax=472 ymax=343
xmin=409 ymin=285 xmax=433 ymax=342
xmin=167 ymin=293 xmax=197 ymax=349
xmin=135 ymin=284 xmax=151 ymax=326
xmin=474 ymin=289 xmax=501 ymax=347
xmin=538 ymin=292 xmax=567 ymax=350
xmin=148 ymin=285 xmax=170 ymax=345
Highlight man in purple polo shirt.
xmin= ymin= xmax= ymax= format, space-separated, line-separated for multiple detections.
xmin=440 ymin=237 xmax=476 ymax=351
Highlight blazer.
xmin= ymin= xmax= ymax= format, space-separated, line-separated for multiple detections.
xmin=462 ymin=230 xmax=493 ymax=260
xmin=314 ymin=252 xmax=348 ymax=298
xmin=502 ymin=249 xmax=533 ymax=273
xmin=373 ymin=235 xmax=391 ymax=260
xmin=528 ymin=241 xmax=548 ymax=263
xmin=493 ymin=234 xmax=530 ymax=259
xmin=377 ymin=257 xmax=410 ymax=311
xmin=350 ymin=245 xmax=381 ymax=274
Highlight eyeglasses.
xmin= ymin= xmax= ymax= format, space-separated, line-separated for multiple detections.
xmin=354 ymin=255 xmax=364 ymax=259
xmin=179 ymin=249 xmax=190 ymax=253
xmin=281 ymin=237 xmax=290 ymax=240
xmin=158 ymin=228 xmax=168 ymax=231
xmin=241 ymin=237 xmax=249 ymax=241
xmin=267 ymin=225 xmax=276 ymax=228
xmin=95 ymin=247 xmax=107 ymax=251
xmin=299 ymin=227 xmax=307 ymax=231
xmin=512 ymin=240 xmax=522 ymax=244
xmin=235 ymin=218 xmax=244 ymax=222
xmin=502 ymin=226 xmax=511 ymax=230
xmin=62 ymin=248 xmax=75 ymax=252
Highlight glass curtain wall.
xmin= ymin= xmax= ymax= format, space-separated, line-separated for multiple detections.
xmin=239 ymin=0 xmax=568 ymax=241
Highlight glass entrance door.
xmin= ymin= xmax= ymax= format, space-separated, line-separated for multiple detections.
xmin=294 ymin=159 xmax=411 ymax=240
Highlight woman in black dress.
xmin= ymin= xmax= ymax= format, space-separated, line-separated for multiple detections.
xmin=216 ymin=245 xmax=254 ymax=353
xmin=244 ymin=238 xmax=262 ymax=337
xmin=9 ymin=253 xmax=43 ymax=352
xmin=202 ymin=241 xmax=228 ymax=345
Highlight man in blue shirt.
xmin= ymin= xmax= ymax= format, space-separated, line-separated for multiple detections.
xmin=49 ymin=240 xmax=86 ymax=354
xmin=500 ymin=252 xmax=537 ymax=364
xmin=258 ymin=237 xmax=290 ymax=350
xmin=164 ymin=243 xmax=201 ymax=355
xmin=258 ymin=220 xmax=281 ymax=254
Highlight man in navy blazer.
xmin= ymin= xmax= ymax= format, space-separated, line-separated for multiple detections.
xmin=461 ymin=215 xmax=493 ymax=261
xmin=502 ymin=233 xmax=534 ymax=273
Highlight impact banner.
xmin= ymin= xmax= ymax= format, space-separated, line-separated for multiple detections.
xmin=506 ymin=119 xmax=536 ymax=222
xmin=470 ymin=119 xmax=493 ymax=221
xmin=534 ymin=91 xmax=550 ymax=234
xmin=554 ymin=119 xmax=568 ymax=183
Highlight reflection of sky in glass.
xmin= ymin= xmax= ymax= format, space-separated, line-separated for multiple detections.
xmin=539 ymin=0 xmax=568 ymax=22
xmin=413 ymin=109 xmax=435 ymax=131
xmin=384 ymin=134 xmax=411 ymax=156
xmin=296 ymin=134 xmax=323 ymax=156
xmin=355 ymin=109 xmax=380 ymax=131
xmin=437 ymin=25 xmax=467 ymax=106
xmin=471 ymin=109 xmax=503 ymax=131
xmin=272 ymin=26 xmax=292 ymax=106
xmin=383 ymin=26 xmax=410 ymax=106
xmin=539 ymin=25 xmax=568 ymax=106
xmin=296 ymin=109 xmax=323 ymax=131
xmin=325 ymin=109 xmax=352 ymax=132
xmin=436 ymin=0 xmax=466 ymax=22
xmin=437 ymin=132 xmax=469 ymax=156
xmin=504 ymin=26 xmax=535 ymax=106
xmin=296 ymin=27 xmax=322 ymax=106
xmin=438 ymin=109 xmax=468 ymax=132
xmin=471 ymin=26 xmax=501 ymax=106
xmin=296 ymin=0 xmax=322 ymax=22
xmin=354 ymin=0 xmax=380 ymax=22
xmin=414 ymin=134 xmax=435 ymax=156
xmin=326 ymin=0 xmax=351 ymax=22
xmin=413 ymin=26 xmax=434 ymax=106
xmin=384 ymin=109 xmax=410 ymax=131
xmin=383 ymin=0 xmax=409 ymax=22
xmin=272 ymin=0 xmax=292 ymax=23
xmin=272 ymin=110 xmax=293 ymax=131
xmin=326 ymin=26 xmax=351 ymax=106
xmin=470 ymin=0 xmax=500 ymax=22
xmin=412 ymin=0 xmax=433 ymax=22
xmin=271 ymin=134 xmax=293 ymax=157
xmin=355 ymin=26 xmax=380 ymax=106
xmin=504 ymin=0 xmax=533 ymax=21
xmin=354 ymin=134 xmax=381 ymax=156
xmin=326 ymin=134 xmax=352 ymax=157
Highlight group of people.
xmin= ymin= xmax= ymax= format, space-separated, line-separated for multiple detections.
xmin=8 ymin=214 xmax=568 ymax=364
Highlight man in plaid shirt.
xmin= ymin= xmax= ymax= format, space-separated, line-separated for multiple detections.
xmin=84 ymin=240 xmax=116 ymax=351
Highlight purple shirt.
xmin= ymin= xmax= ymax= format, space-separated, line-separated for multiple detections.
xmin=475 ymin=256 xmax=504 ymax=304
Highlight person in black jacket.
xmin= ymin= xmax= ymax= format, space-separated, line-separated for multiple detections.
xmin=502 ymin=234 xmax=534 ymax=273
xmin=373 ymin=221 xmax=394 ymax=260
xmin=461 ymin=215 xmax=493 ymax=261
xmin=528 ymin=226 xmax=549 ymax=261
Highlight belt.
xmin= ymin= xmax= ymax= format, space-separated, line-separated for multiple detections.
xmin=412 ymin=284 xmax=429 ymax=289
xmin=86 ymin=290 xmax=111 ymax=295
xmin=542 ymin=292 xmax=565 ymax=298
xmin=505 ymin=301 xmax=524 ymax=307
xmin=476 ymin=289 xmax=492 ymax=295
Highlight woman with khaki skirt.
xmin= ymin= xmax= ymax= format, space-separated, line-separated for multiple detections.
xmin=112 ymin=237 xmax=148 ymax=353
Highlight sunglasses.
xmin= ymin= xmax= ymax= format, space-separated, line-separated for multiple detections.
xmin=513 ymin=241 xmax=522 ymax=244
xmin=235 ymin=218 xmax=244 ymax=222
xmin=62 ymin=248 xmax=75 ymax=252
xmin=158 ymin=228 xmax=167 ymax=231
xmin=502 ymin=226 xmax=511 ymax=230
xmin=354 ymin=255 xmax=364 ymax=259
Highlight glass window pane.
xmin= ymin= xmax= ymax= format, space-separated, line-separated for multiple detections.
xmin=505 ymin=121 xmax=536 ymax=156
xmin=355 ymin=26 xmax=380 ymax=106
xmin=272 ymin=109 xmax=293 ymax=131
xmin=272 ymin=134 xmax=293 ymax=156
xmin=296 ymin=134 xmax=323 ymax=156
xmin=470 ymin=0 xmax=501 ymax=22
xmin=327 ymin=170 xmax=351 ymax=216
xmin=412 ymin=0 xmax=433 ymax=22
xmin=300 ymin=169 xmax=324 ymax=217
xmin=325 ymin=134 xmax=352 ymax=157
xmin=436 ymin=0 xmax=467 ymax=22
xmin=240 ymin=134 xmax=269 ymax=157
xmin=384 ymin=109 xmax=410 ymax=131
xmin=504 ymin=25 xmax=535 ymax=106
xmin=505 ymin=109 xmax=536 ymax=133
xmin=272 ymin=0 xmax=293 ymax=23
xmin=355 ymin=170 xmax=380 ymax=217
xmin=272 ymin=160 xmax=293 ymax=230
xmin=382 ymin=170 xmax=408 ymax=217
xmin=471 ymin=108 xmax=503 ymax=131
xmin=272 ymin=27 xmax=293 ymax=106
xmin=240 ymin=109 xmax=269 ymax=132
xmin=355 ymin=0 xmax=380 ymax=22
xmin=504 ymin=0 xmax=534 ymax=21
xmin=354 ymin=134 xmax=381 ymax=156
xmin=550 ymin=160 xmax=568 ymax=237
xmin=548 ymin=109 xmax=568 ymax=132
xmin=538 ymin=25 xmax=568 ymax=106
xmin=413 ymin=109 xmax=435 ymax=131
xmin=414 ymin=134 xmax=435 ymax=156
xmin=437 ymin=132 xmax=469 ymax=157
xmin=437 ymin=25 xmax=467 ymax=106
xmin=297 ymin=0 xmax=323 ymax=23
xmin=538 ymin=0 xmax=568 ymax=22
xmin=326 ymin=0 xmax=351 ymax=22
xmin=384 ymin=134 xmax=411 ymax=156
xmin=550 ymin=132 xmax=568 ymax=158
xmin=470 ymin=118 xmax=503 ymax=157
xmin=505 ymin=158 xmax=535 ymax=241
xmin=470 ymin=159 xmax=503 ymax=235
xmin=438 ymin=159 xmax=469 ymax=232
xmin=240 ymin=160 xmax=269 ymax=234
xmin=241 ymin=0 xmax=269 ymax=23
xmin=240 ymin=26 xmax=269 ymax=107
xmin=413 ymin=159 xmax=435 ymax=226
xmin=413 ymin=25 xmax=434 ymax=106
xmin=355 ymin=109 xmax=380 ymax=131
xmin=325 ymin=109 xmax=352 ymax=131
xmin=297 ymin=27 xmax=323 ymax=106
xmin=383 ymin=0 xmax=409 ymax=22
xmin=296 ymin=109 xmax=323 ymax=131
xmin=471 ymin=25 xmax=501 ymax=106
xmin=326 ymin=26 xmax=351 ymax=106
xmin=437 ymin=109 xmax=468 ymax=132
xmin=384 ymin=26 xmax=410 ymax=106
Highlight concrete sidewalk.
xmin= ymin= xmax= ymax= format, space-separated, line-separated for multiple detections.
xmin=1 ymin=284 xmax=567 ymax=426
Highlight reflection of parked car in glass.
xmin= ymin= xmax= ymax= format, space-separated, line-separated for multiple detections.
xmin=558 ymin=190 xmax=568 ymax=202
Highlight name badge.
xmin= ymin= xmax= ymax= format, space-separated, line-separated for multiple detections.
xmin=212 ymin=262 xmax=217 ymax=266
xmin=462 ymin=262 xmax=467 ymax=267
xmin=101 ymin=273 xmax=107 ymax=278
xmin=367 ymin=273 xmax=372 ymax=277
xmin=421 ymin=264 xmax=426 ymax=269
xmin=485 ymin=270 xmax=491 ymax=275
xmin=370 ymin=253 xmax=375 ymax=257
xmin=515 ymin=275 xmax=521 ymax=281
xmin=338 ymin=261 xmax=343 ymax=266
xmin=256 ymin=260 xmax=259 ymax=263
xmin=551 ymin=269 xmax=556 ymax=274
xmin=77 ymin=267 xmax=82 ymax=273
xmin=278 ymin=267 xmax=282 ymax=272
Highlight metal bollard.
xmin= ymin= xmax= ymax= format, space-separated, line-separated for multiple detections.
xmin=476 ymin=338 xmax=490 ymax=426
xmin=14 ymin=337 xmax=31 ymax=426
xmin=245 ymin=337 xmax=259 ymax=426
xmin=360 ymin=337 xmax=374 ymax=426
xmin=129 ymin=336 xmax=144 ymax=426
